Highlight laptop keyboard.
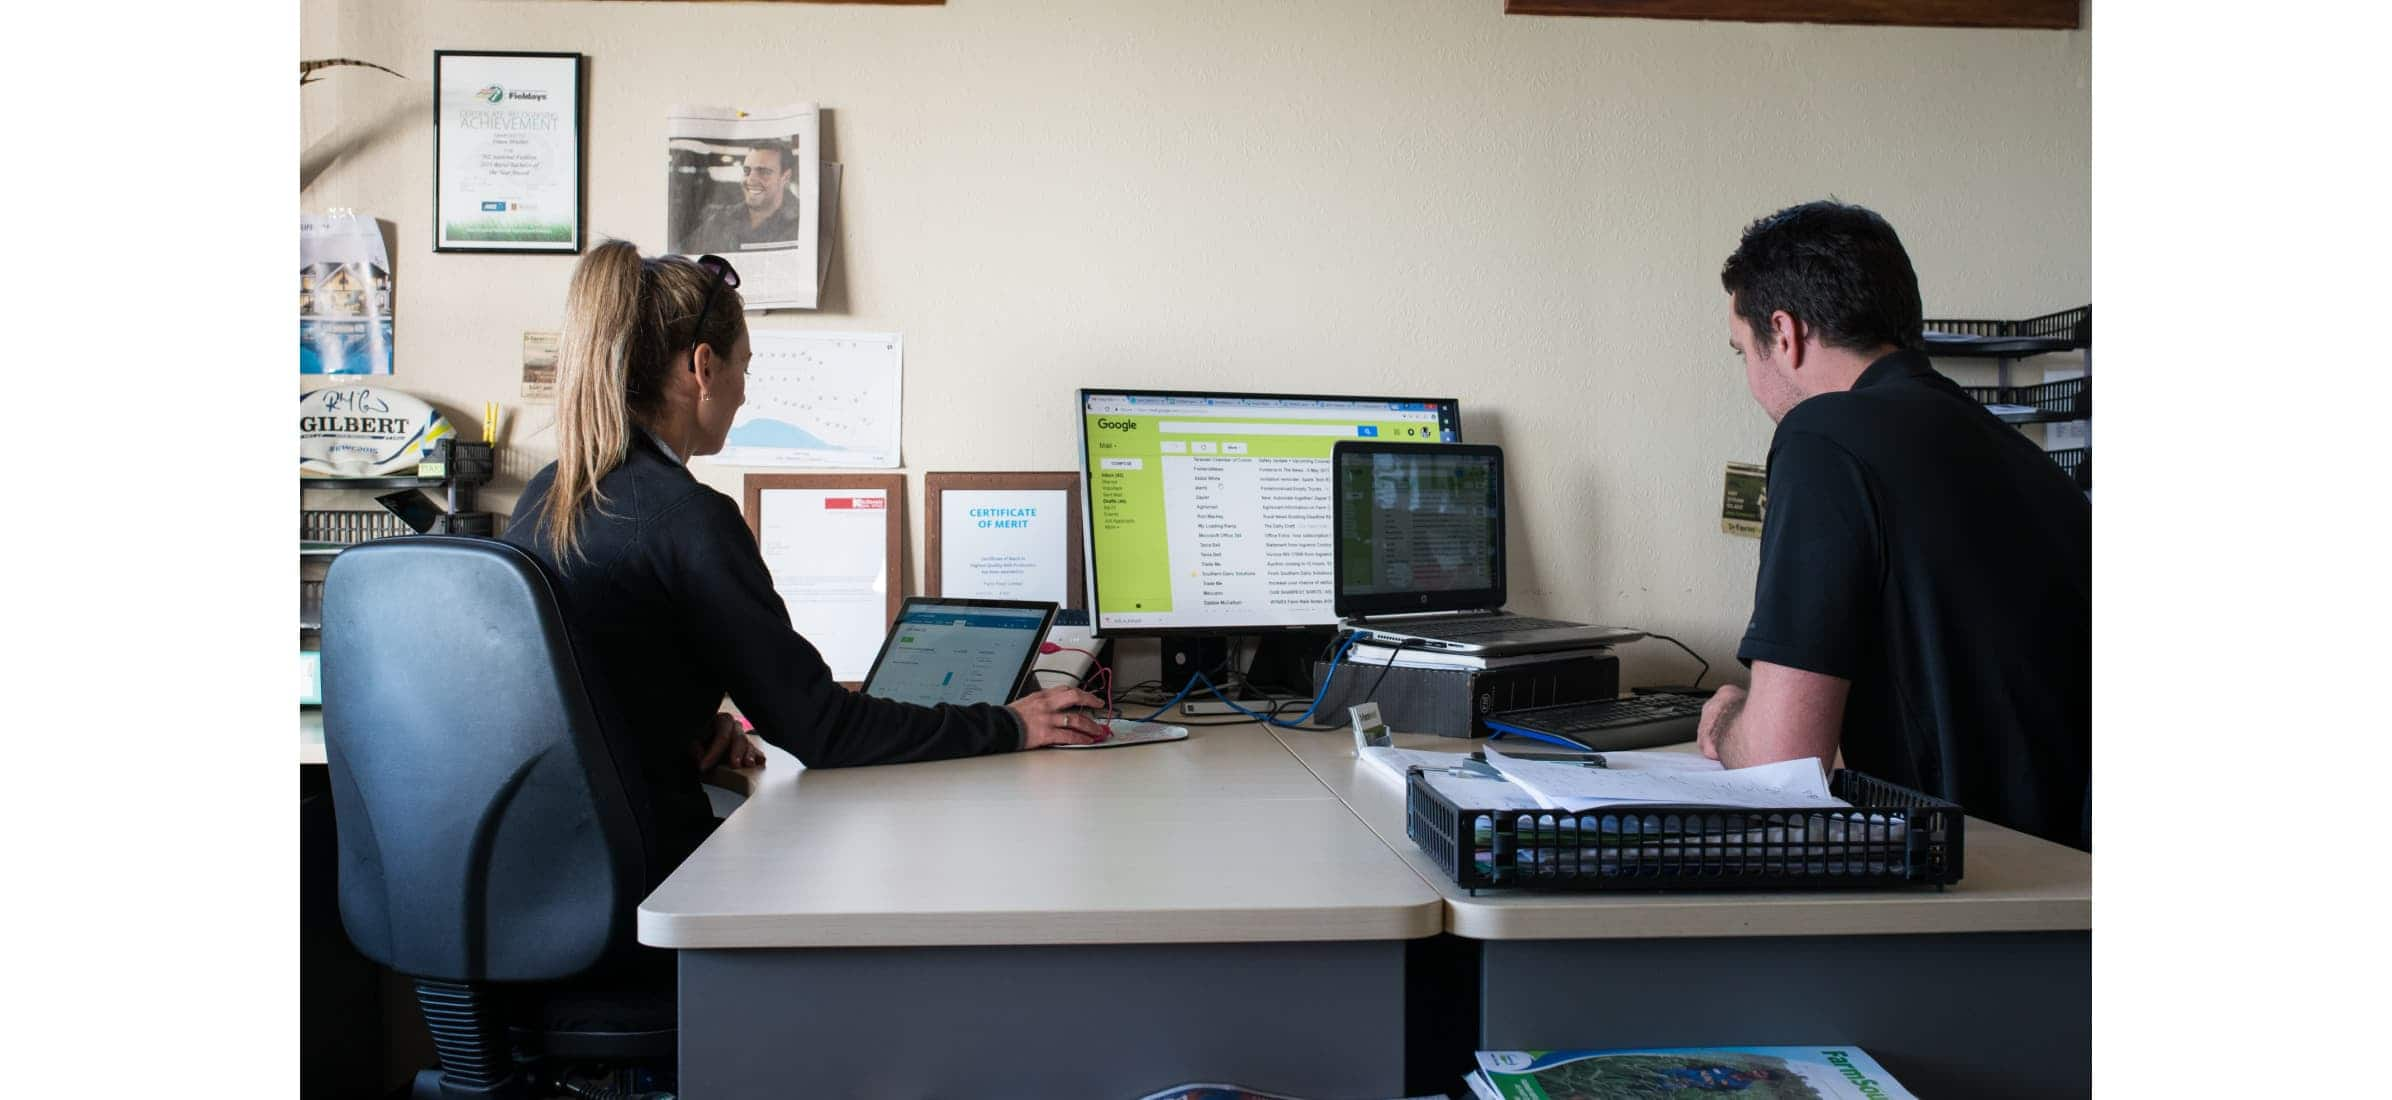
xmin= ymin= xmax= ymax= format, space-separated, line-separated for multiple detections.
xmin=1412 ymin=615 xmax=1579 ymax=638
xmin=1492 ymin=694 xmax=1708 ymax=736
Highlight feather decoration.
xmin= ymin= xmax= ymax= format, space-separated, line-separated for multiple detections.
xmin=301 ymin=59 xmax=406 ymax=86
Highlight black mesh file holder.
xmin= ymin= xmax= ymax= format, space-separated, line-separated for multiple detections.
xmin=1405 ymin=768 xmax=1964 ymax=892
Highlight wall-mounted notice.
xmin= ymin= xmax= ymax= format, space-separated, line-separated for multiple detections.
xmin=926 ymin=473 xmax=1084 ymax=608
xmin=665 ymin=101 xmax=821 ymax=309
xmin=432 ymin=51 xmax=583 ymax=253
xmin=1721 ymin=461 xmax=1766 ymax=538
xmin=300 ymin=212 xmax=394 ymax=375
xmin=744 ymin=474 xmax=906 ymax=684
xmin=709 ymin=330 xmax=902 ymax=468
xmin=520 ymin=331 xmax=558 ymax=402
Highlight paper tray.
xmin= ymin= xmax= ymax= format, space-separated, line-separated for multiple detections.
xmin=1404 ymin=768 xmax=1964 ymax=892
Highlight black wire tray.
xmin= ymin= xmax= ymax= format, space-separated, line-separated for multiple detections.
xmin=1405 ymin=767 xmax=1964 ymax=892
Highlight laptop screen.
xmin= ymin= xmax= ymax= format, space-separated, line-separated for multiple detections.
xmin=860 ymin=599 xmax=1057 ymax=707
xmin=1333 ymin=442 xmax=1506 ymax=616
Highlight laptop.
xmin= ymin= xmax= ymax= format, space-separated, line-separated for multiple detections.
xmin=860 ymin=597 xmax=1059 ymax=707
xmin=1331 ymin=441 xmax=1644 ymax=655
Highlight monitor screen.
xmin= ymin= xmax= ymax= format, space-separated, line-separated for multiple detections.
xmin=1334 ymin=442 xmax=1504 ymax=613
xmin=860 ymin=598 xmax=1057 ymax=706
xmin=1078 ymin=389 xmax=1463 ymax=635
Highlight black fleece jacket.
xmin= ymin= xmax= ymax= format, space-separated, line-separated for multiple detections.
xmin=504 ymin=433 xmax=1021 ymax=876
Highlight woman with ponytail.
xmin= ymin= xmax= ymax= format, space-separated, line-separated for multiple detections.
xmin=506 ymin=241 xmax=1106 ymax=877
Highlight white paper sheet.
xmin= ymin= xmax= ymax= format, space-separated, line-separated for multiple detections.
xmin=939 ymin=489 xmax=1071 ymax=603
xmin=756 ymin=487 xmax=891 ymax=681
xmin=1484 ymin=747 xmax=1843 ymax=812
xmin=1357 ymin=746 xmax=1475 ymax=787
xmin=709 ymin=330 xmax=902 ymax=468
xmin=1420 ymin=769 xmax=1547 ymax=812
xmin=664 ymin=102 xmax=820 ymax=309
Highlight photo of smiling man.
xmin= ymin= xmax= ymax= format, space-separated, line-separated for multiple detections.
xmin=677 ymin=138 xmax=805 ymax=254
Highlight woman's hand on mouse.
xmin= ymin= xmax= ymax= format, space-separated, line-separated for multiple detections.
xmin=1009 ymin=685 xmax=1111 ymax=749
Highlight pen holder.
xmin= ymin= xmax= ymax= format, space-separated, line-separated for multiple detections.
xmin=421 ymin=439 xmax=496 ymax=486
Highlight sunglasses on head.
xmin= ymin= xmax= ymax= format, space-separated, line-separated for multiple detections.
xmin=685 ymin=253 xmax=741 ymax=370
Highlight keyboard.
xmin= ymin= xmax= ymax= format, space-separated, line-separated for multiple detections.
xmin=1485 ymin=694 xmax=1709 ymax=751
xmin=1407 ymin=615 xmax=1578 ymax=639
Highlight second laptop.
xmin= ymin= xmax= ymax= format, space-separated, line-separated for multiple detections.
xmin=1331 ymin=440 xmax=1642 ymax=656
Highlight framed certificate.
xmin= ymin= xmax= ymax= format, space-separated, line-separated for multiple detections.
xmin=742 ymin=474 xmax=907 ymax=686
xmin=925 ymin=472 xmax=1083 ymax=609
xmin=433 ymin=51 xmax=584 ymax=253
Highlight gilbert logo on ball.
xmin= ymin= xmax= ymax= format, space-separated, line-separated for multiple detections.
xmin=300 ymin=386 xmax=454 ymax=476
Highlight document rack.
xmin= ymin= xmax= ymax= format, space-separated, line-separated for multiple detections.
xmin=1405 ymin=769 xmax=1964 ymax=893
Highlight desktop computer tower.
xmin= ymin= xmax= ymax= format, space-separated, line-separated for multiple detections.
xmin=1310 ymin=651 xmax=1618 ymax=739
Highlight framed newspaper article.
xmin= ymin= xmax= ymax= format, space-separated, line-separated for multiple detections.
xmin=742 ymin=474 xmax=907 ymax=687
xmin=433 ymin=51 xmax=584 ymax=253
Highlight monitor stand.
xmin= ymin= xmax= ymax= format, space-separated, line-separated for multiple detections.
xmin=1160 ymin=629 xmax=1339 ymax=709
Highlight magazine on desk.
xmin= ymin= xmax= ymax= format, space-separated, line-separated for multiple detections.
xmin=1465 ymin=1047 xmax=1918 ymax=1100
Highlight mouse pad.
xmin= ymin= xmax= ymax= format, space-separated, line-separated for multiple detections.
xmin=1054 ymin=718 xmax=1191 ymax=749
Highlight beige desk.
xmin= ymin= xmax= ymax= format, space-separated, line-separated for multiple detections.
xmin=639 ymin=724 xmax=1442 ymax=1098
xmin=1270 ymin=724 xmax=2094 ymax=1098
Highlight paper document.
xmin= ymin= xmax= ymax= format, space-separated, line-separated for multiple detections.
xmin=756 ymin=487 xmax=891 ymax=681
xmin=1484 ymin=746 xmax=1843 ymax=812
xmin=1358 ymin=745 xmax=1474 ymax=786
xmin=709 ymin=330 xmax=902 ymax=468
xmin=1421 ymin=768 xmax=1548 ymax=812
xmin=664 ymin=102 xmax=821 ymax=309
xmin=1589 ymin=749 xmax=1723 ymax=773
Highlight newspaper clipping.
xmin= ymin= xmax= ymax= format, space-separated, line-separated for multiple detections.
xmin=300 ymin=212 xmax=394 ymax=375
xmin=520 ymin=331 xmax=559 ymax=402
xmin=665 ymin=102 xmax=821 ymax=310
xmin=1721 ymin=461 xmax=1767 ymax=538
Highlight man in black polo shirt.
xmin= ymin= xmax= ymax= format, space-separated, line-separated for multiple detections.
xmin=1696 ymin=201 xmax=2091 ymax=850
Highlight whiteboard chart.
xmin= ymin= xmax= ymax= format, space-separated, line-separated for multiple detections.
xmin=709 ymin=330 xmax=901 ymax=468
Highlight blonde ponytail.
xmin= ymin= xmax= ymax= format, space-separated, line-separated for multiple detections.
xmin=540 ymin=240 xmax=745 ymax=564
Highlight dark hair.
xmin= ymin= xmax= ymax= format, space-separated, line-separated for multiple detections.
xmin=1719 ymin=200 xmax=1924 ymax=354
xmin=747 ymin=139 xmax=796 ymax=174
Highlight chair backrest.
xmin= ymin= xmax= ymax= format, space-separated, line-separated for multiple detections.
xmin=320 ymin=537 xmax=650 ymax=984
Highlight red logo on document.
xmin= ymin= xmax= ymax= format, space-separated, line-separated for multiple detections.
xmin=825 ymin=497 xmax=886 ymax=510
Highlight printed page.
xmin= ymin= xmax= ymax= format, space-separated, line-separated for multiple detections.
xmin=1484 ymin=747 xmax=1843 ymax=811
xmin=663 ymin=102 xmax=821 ymax=309
xmin=1357 ymin=745 xmax=1474 ymax=786
xmin=709 ymin=330 xmax=901 ymax=468
xmin=757 ymin=488 xmax=890 ymax=681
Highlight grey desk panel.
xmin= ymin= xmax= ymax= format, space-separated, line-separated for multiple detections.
xmin=680 ymin=941 xmax=1408 ymax=1099
xmin=1477 ymin=931 xmax=2090 ymax=1099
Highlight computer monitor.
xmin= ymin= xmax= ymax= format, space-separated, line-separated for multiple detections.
xmin=1077 ymin=388 xmax=1463 ymax=638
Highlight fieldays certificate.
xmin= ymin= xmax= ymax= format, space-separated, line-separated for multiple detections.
xmin=435 ymin=52 xmax=580 ymax=251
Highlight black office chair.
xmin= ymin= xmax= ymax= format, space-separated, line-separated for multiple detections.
xmin=320 ymin=537 xmax=674 ymax=1099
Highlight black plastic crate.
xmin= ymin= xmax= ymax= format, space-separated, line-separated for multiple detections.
xmin=301 ymin=509 xmax=409 ymax=546
xmin=2048 ymin=447 xmax=2090 ymax=489
xmin=1405 ymin=767 xmax=1964 ymax=892
xmin=2013 ymin=375 xmax=2088 ymax=417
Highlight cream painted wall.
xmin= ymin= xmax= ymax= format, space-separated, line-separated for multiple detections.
xmin=301 ymin=0 xmax=2088 ymax=687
